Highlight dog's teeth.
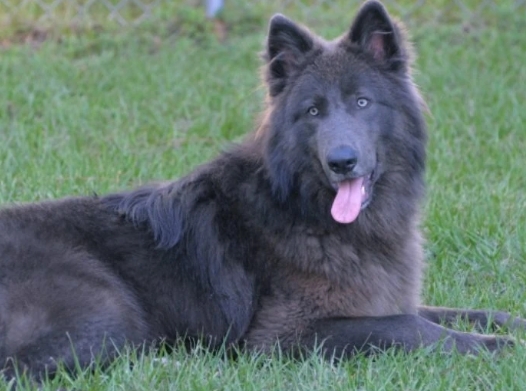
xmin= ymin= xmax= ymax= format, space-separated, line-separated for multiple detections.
xmin=361 ymin=185 xmax=365 ymax=195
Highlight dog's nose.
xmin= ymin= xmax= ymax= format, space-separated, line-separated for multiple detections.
xmin=327 ymin=146 xmax=358 ymax=175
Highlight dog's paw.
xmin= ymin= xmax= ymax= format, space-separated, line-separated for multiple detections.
xmin=491 ymin=311 xmax=526 ymax=331
xmin=482 ymin=335 xmax=516 ymax=353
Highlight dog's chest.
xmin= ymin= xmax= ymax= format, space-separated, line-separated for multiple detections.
xmin=244 ymin=220 xmax=425 ymax=348
xmin=266 ymin=227 xmax=422 ymax=311
xmin=277 ymin=255 xmax=418 ymax=318
xmin=245 ymin=262 xmax=418 ymax=349
xmin=246 ymin=229 xmax=423 ymax=348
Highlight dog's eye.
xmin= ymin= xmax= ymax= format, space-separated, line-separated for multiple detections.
xmin=356 ymin=98 xmax=369 ymax=108
xmin=308 ymin=106 xmax=319 ymax=116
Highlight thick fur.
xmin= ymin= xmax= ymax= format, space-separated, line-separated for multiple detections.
xmin=1 ymin=0 xmax=525 ymax=381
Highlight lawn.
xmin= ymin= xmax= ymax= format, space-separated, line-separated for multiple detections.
xmin=1 ymin=1 xmax=526 ymax=390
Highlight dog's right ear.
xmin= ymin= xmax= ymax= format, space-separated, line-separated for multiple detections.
xmin=264 ymin=14 xmax=314 ymax=96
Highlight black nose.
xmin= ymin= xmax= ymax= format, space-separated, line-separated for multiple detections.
xmin=327 ymin=146 xmax=358 ymax=175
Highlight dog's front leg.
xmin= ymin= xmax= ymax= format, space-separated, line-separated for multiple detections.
xmin=418 ymin=305 xmax=526 ymax=332
xmin=299 ymin=315 xmax=513 ymax=358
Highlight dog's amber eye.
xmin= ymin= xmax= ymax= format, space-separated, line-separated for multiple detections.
xmin=308 ymin=106 xmax=319 ymax=116
xmin=357 ymin=98 xmax=369 ymax=108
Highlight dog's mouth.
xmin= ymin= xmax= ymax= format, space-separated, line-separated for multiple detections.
xmin=330 ymin=172 xmax=374 ymax=224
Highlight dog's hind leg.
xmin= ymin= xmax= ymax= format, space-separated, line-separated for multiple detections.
xmin=418 ymin=305 xmax=526 ymax=332
xmin=299 ymin=315 xmax=513 ymax=358
xmin=0 ymin=253 xmax=148 ymax=382
xmin=3 ymin=320 xmax=132 ymax=382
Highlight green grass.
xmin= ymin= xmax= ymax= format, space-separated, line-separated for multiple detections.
xmin=1 ymin=2 xmax=526 ymax=390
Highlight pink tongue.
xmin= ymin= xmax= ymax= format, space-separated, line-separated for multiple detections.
xmin=331 ymin=177 xmax=364 ymax=224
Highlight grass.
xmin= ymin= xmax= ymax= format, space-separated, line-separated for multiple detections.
xmin=1 ymin=1 xmax=526 ymax=390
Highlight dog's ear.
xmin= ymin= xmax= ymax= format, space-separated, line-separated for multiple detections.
xmin=348 ymin=0 xmax=407 ymax=70
xmin=264 ymin=14 xmax=315 ymax=96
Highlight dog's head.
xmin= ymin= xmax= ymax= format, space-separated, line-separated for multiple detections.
xmin=260 ymin=0 xmax=426 ymax=224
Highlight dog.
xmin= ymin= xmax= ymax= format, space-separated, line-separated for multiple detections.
xmin=1 ymin=0 xmax=524 ymax=382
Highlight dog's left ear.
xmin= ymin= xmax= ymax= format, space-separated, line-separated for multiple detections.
xmin=348 ymin=0 xmax=407 ymax=70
